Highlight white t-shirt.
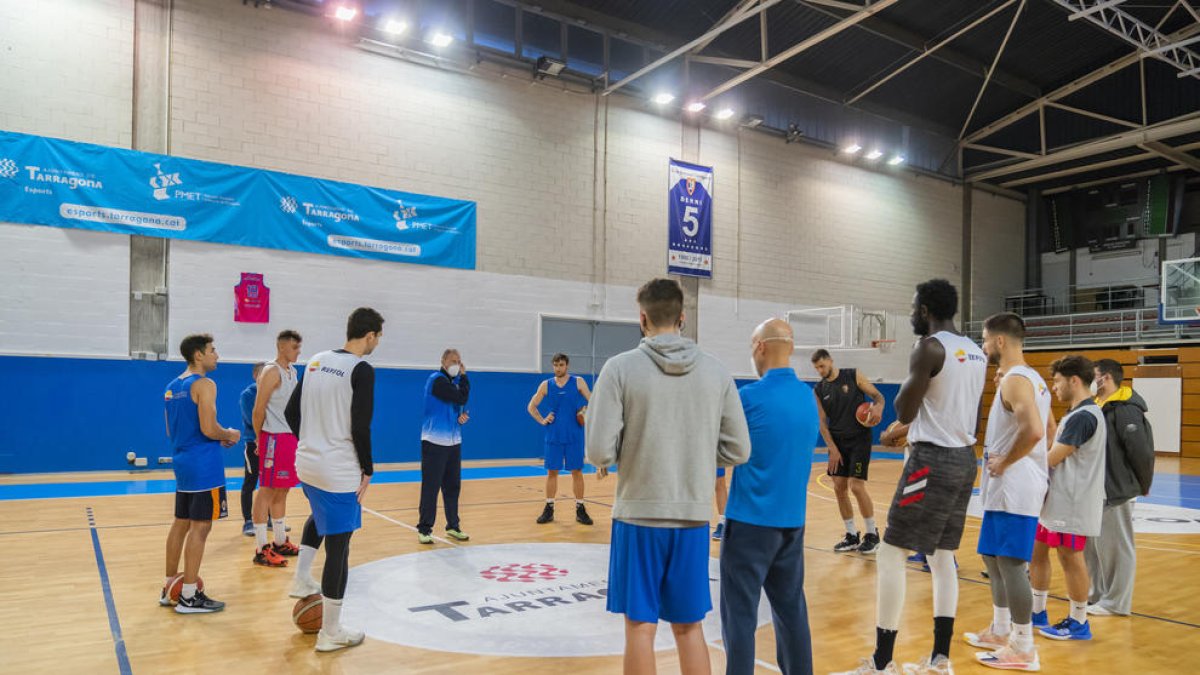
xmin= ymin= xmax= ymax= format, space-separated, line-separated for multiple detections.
xmin=980 ymin=366 xmax=1051 ymax=517
xmin=907 ymin=331 xmax=987 ymax=448
xmin=261 ymin=361 xmax=298 ymax=434
xmin=295 ymin=349 xmax=364 ymax=493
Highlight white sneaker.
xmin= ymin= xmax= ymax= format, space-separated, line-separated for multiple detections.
xmin=830 ymin=657 xmax=903 ymax=674
xmin=976 ymin=645 xmax=1041 ymax=671
xmin=289 ymin=575 xmax=322 ymax=599
xmin=1086 ymin=603 xmax=1118 ymax=616
xmin=315 ymin=626 xmax=365 ymax=652
xmin=902 ymin=655 xmax=955 ymax=675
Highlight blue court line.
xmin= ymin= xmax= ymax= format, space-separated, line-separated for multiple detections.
xmin=86 ymin=507 xmax=132 ymax=675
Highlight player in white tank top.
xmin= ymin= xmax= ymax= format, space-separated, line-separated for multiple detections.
xmin=839 ymin=279 xmax=985 ymax=675
xmin=967 ymin=313 xmax=1051 ymax=670
xmin=250 ymin=330 xmax=304 ymax=565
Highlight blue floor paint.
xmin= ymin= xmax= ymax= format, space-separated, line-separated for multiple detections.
xmin=6 ymin=452 xmax=1200 ymax=509
xmin=86 ymin=507 xmax=132 ymax=675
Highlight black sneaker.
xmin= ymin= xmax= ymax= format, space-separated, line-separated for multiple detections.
xmin=833 ymin=532 xmax=861 ymax=553
xmin=576 ymin=503 xmax=593 ymax=526
xmin=175 ymin=589 xmax=225 ymax=614
xmin=858 ymin=531 xmax=880 ymax=554
xmin=537 ymin=503 xmax=554 ymax=524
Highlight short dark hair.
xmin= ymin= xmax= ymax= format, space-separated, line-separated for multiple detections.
xmin=179 ymin=334 xmax=213 ymax=364
xmin=277 ymin=329 xmax=302 ymax=343
xmin=983 ymin=312 xmax=1025 ymax=340
xmin=916 ymin=279 xmax=958 ymax=321
xmin=346 ymin=307 xmax=384 ymax=340
xmin=636 ymin=278 xmax=685 ymax=328
xmin=1094 ymin=358 xmax=1124 ymax=385
xmin=1051 ymin=355 xmax=1095 ymax=386
xmin=551 ymin=353 xmax=569 ymax=364
xmin=811 ymin=349 xmax=832 ymax=363
xmin=252 ymin=361 xmax=268 ymax=378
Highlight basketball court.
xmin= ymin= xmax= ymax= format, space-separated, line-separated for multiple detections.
xmin=3 ymin=0 xmax=1200 ymax=673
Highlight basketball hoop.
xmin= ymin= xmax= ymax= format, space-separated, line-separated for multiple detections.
xmin=872 ymin=339 xmax=896 ymax=354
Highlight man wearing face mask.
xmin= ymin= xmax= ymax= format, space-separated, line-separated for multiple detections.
xmin=720 ymin=318 xmax=817 ymax=675
xmin=1084 ymin=359 xmax=1155 ymax=617
xmin=417 ymin=348 xmax=471 ymax=544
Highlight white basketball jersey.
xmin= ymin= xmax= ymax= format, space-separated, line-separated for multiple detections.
xmin=980 ymin=365 xmax=1051 ymax=517
xmin=295 ymin=349 xmax=363 ymax=493
xmin=261 ymin=361 xmax=298 ymax=434
xmin=907 ymin=331 xmax=987 ymax=448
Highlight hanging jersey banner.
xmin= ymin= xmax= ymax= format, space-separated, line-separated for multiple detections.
xmin=0 ymin=129 xmax=476 ymax=269
xmin=234 ymin=272 xmax=270 ymax=323
xmin=667 ymin=159 xmax=714 ymax=278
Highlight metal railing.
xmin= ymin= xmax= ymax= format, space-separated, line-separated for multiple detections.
xmin=1003 ymin=278 xmax=1161 ymax=317
xmin=966 ymin=306 xmax=1197 ymax=347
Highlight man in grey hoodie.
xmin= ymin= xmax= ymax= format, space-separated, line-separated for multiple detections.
xmin=586 ymin=278 xmax=751 ymax=675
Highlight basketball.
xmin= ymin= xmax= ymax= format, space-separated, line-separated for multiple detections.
xmin=855 ymin=402 xmax=879 ymax=427
xmin=166 ymin=574 xmax=204 ymax=603
xmin=292 ymin=593 xmax=323 ymax=634
xmin=884 ymin=421 xmax=908 ymax=448
xmin=576 ymin=406 xmax=587 ymax=427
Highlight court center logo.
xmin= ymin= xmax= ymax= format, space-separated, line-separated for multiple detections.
xmin=0 ymin=158 xmax=17 ymax=179
xmin=341 ymin=542 xmax=770 ymax=657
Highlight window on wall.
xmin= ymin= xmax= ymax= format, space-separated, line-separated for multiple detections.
xmin=540 ymin=317 xmax=642 ymax=378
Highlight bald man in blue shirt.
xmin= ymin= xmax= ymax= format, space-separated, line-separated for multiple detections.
xmin=720 ymin=318 xmax=818 ymax=675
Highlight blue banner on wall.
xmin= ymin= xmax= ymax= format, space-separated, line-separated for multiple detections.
xmin=667 ymin=158 xmax=713 ymax=278
xmin=0 ymin=130 xmax=476 ymax=269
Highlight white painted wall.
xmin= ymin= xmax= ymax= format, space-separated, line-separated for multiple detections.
xmin=0 ymin=0 xmax=1024 ymax=383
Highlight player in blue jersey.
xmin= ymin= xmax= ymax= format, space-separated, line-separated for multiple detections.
xmin=527 ymin=353 xmax=593 ymax=525
xmin=160 ymin=334 xmax=241 ymax=614
xmin=417 ymin=349 xmax=471 ymax=544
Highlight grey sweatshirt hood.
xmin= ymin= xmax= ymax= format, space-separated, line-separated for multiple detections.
xmin=638 ymin=334 xmax=699 ymax=375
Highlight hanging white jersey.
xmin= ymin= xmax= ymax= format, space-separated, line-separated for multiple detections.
xmin=981 ymin=365 xmax=1051 ymax=517
xmin=907 ymin=331 xmax=986 ymax=448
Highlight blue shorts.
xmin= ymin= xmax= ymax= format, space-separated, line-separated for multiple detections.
xmin=716 ymin=467 xmax=726 ymax=478
xmin=977 ymin=510 xmax=1038 ymax=562
xmin=606 ymin=520 xmax=712 ymax=624
xmin=301 ymin=483 xmax=362 ymax=536
xmin=545 ymin=440 xmax=584 ymax=472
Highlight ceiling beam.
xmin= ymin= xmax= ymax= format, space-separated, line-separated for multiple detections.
xmin=796 ymin=0 xmax=1041 ymax=99
xmin=1041 ymin=164 xmax=1190 ymax=195
xmin=968 ymin=113 xmax=1200 ymax=182
xmin=602 ymin=0 xmax=781 ymax=95
xmin=964 ymin=22 xmax=1200 ymax=143
xmin=700 ymin=0 xmax=902 ymax=101
xmin=688 ymin=0 xmax=764 ymax=56
xmin=1140 ymin=140 xmax=1200 ymax=171
xmin=958 ymin=0 xmax=1027 ymax=139
xmin=1047 ymin=0 xmax=1200 ymax=79
xmin=846 ymin=0 xmax=1020 ymax=105
xmin=1067 ymin=0 xmax=1126 ymax=21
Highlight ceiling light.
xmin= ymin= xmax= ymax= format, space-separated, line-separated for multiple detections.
xmin=652 ymin=92 xmax=675 ymax=105
xmin=741 ymin=114 xmax=764 ymax=128
xmin=865 ymin=149 xmax=883 ymax=160
xmin=715 ymin=108 xmax=735 ymax=120
xmin=887 ymin=155 xmax=905 ymax=165
xmin=686 ymin=101 xmax=706 ymax=113
xmin=333 ymin=5 xmax=357 ymax=21
xmin=843 ymin=143 xmax=862 ymax=154
xmin=536 ymin=56 xmax=566 ymax=77
xmin=383 ymin=19 xmax=407 ymax=35
xmin=429 ymin=32 xmax=453 ymax=47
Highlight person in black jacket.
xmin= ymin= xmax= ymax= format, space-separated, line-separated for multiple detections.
xmin=1084 ymin=359 xmax=1155 ymax=617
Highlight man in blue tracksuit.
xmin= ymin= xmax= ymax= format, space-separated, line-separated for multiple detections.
xmin=417 ymin=348 xmax=471 ymax=544
xmin=238 ymin=362 xmax=266 ymax=535
xmin=720 ymin=318 xmax=818 ymax=675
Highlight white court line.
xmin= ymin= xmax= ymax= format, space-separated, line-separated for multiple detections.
xmin=363 ymin=507 xmax=461 ymax=548
xmin=706 ymin=638 xmax=783 ymax=673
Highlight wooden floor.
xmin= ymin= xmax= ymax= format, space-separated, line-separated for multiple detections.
xmin=2 ymin=456 xmax=1198 ymax=674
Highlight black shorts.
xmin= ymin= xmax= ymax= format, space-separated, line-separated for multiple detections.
xmin=175 ymin=487 xmax=229 ymax=521
xmin=244 ymin=441 xmax=259 ymax=475
xmin=828 ymin=434 xmax=872 ymax=480
xmin=882 ymin=442 xmax=977 ymax=554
